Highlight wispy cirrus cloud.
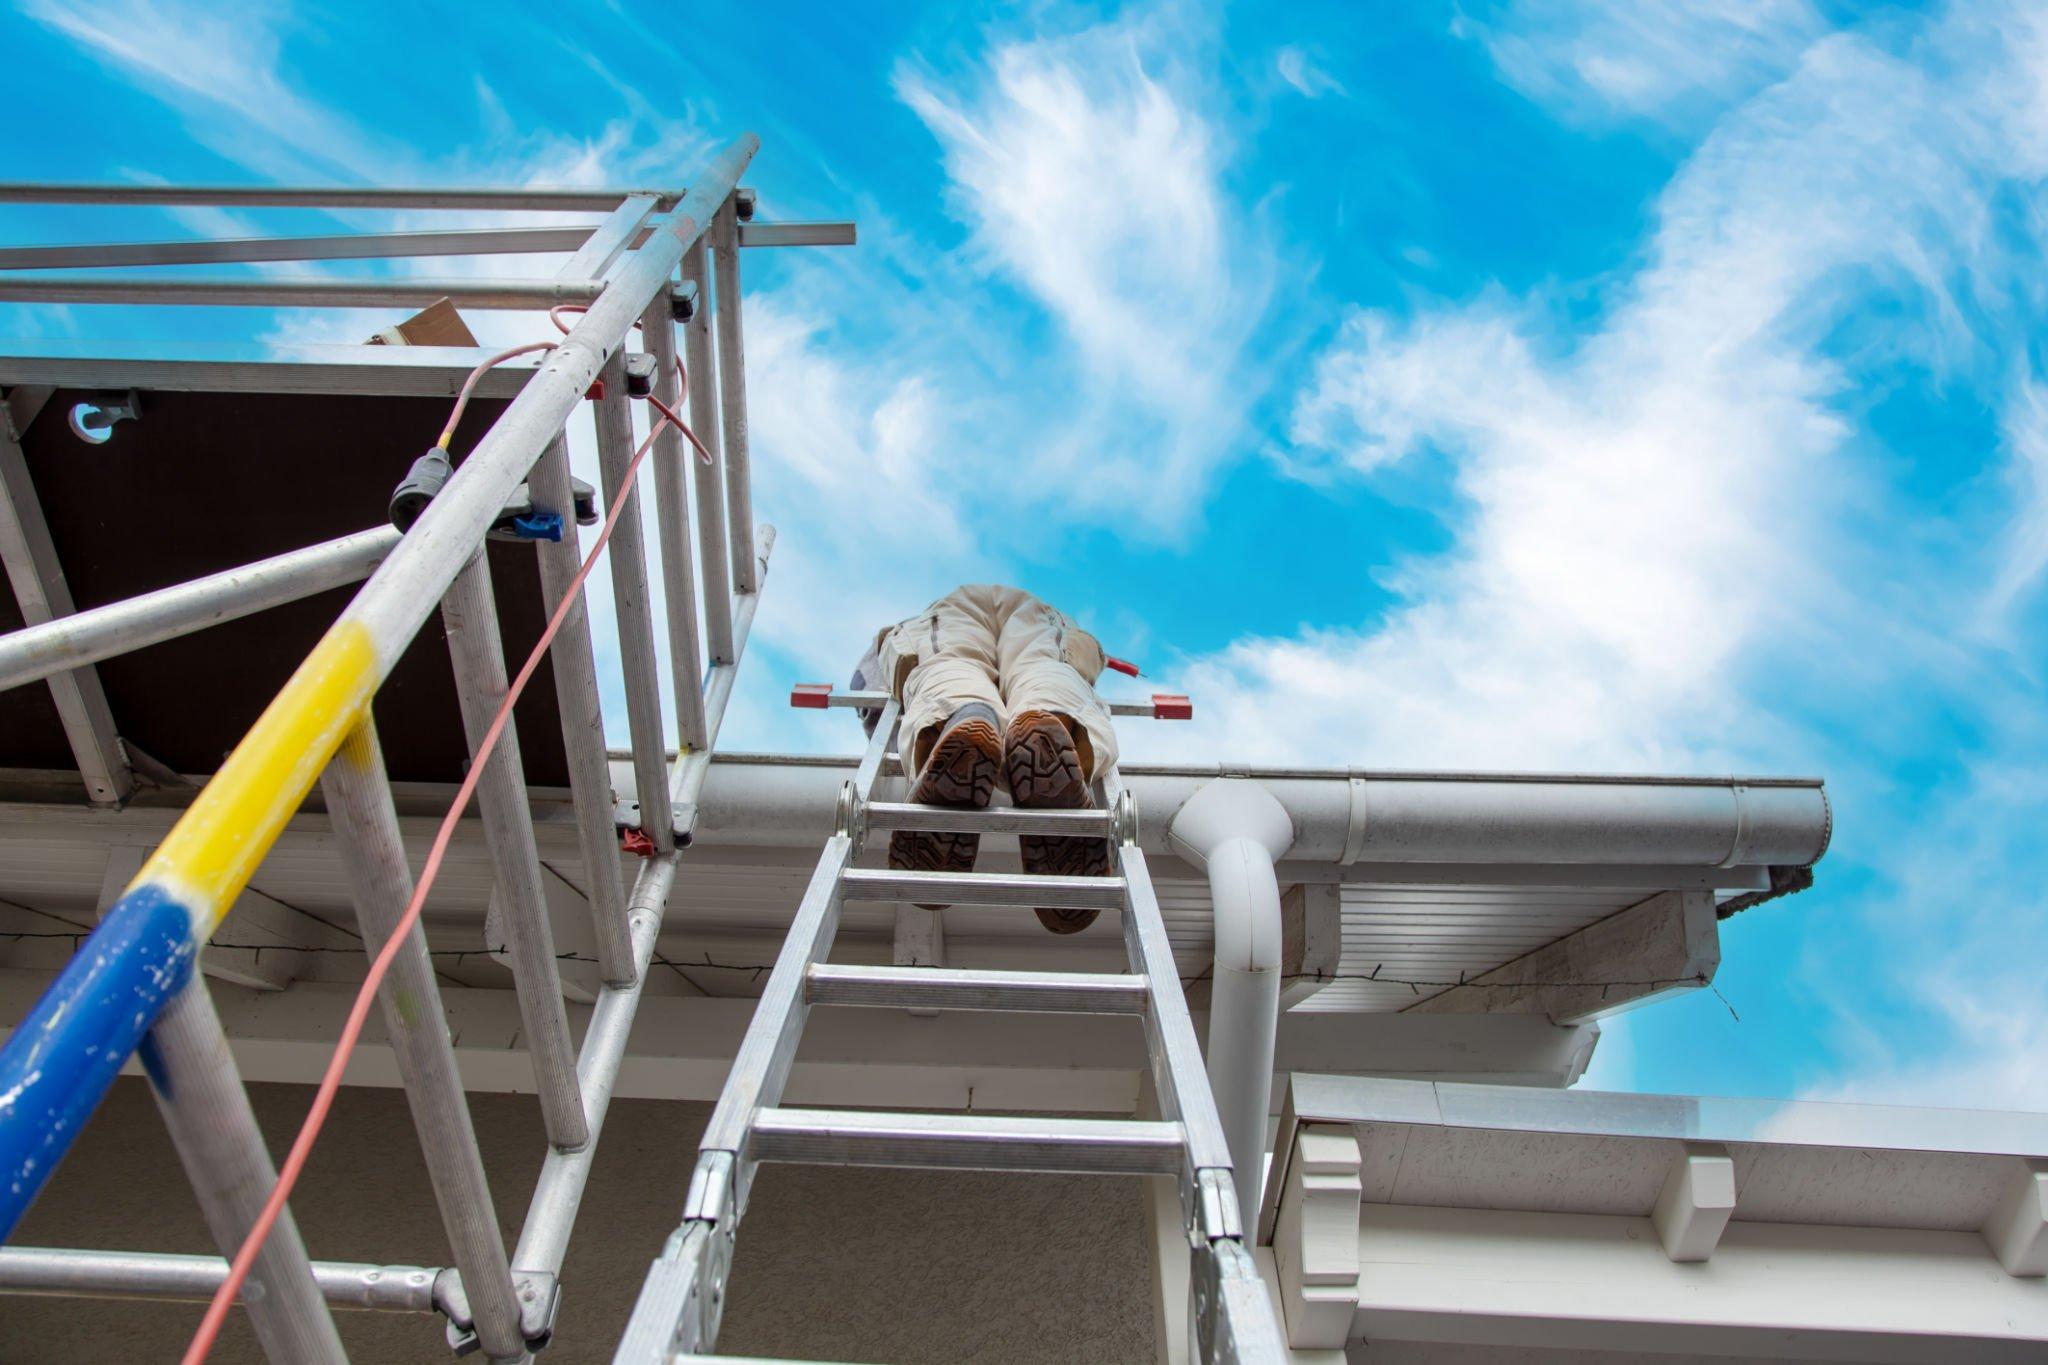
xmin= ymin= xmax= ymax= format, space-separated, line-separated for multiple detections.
xmin=1798 ymin=756 xmax=2048 ymax=1112
xmin=1275 ymin=45 xmax=1345 ymax=100
xmin=893 ymin=10 xmax=1282 ymax=529
xmin=1457 ymin=0 xmax=1827 ymax=124
xmin=1982 ymin=370 xmax=2048 ymax=634
xmin=1140 ymin=1 xmax=2048 ymax=1106
xmin=1150 ymin=3 xmax=2048 ymax=775
xmin=19 ymin=0 xmax=386 ymax=182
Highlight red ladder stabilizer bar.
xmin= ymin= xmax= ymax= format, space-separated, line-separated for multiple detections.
xmin=791 ymin=685 xmax=1191 ymax=720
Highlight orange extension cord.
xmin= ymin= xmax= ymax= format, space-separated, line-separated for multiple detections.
xmin=182 ymin=339 xmax=705 ymax=1362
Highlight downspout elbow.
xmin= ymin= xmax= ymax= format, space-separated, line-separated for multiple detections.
xmin=1167 ymin=778 xmax=1295 ymax=1223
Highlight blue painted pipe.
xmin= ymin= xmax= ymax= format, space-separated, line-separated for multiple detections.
xmin=0 ymin=886 xmax=195 ymax=1239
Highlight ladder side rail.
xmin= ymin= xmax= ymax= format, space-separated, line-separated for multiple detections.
xmin=641 ymin=290 xmax=710 ymax=753
xmin=320 ymin=719 xmax=529 ymax=1360
xmin=531 ymin=435 xmax=635 ymax=983
xmin=1103 ymin=769 xmax=1234 ymax=1175
xmin=690 ymin=832 xmax=856 ymax=1159
xmin=0 ymin=131 xmax=759 ymax=1241
xmin=680 ymin=239 xmax=735 ymax=666
xmin=593 ymin=349 xmax=678 ymax=853
xmin=1108 ymin=769 xmax=1289 ymax=1361
xmin=442 ymin=549 xmax=589 ymax=1149
xmin=1193 ymin=1237 xmax=1289 ymax=1363
xmin=617 ymin=703 xmax=898 ymax=1362
xmin=1120 ymin=849 xmax=1234 ymax=1172
xmin=143 ymin=977 xmax=348 ymax=1362
xmin=853 ymin=704 xmax=902 ymax=798
xmin=709 ymin=199 xmax=758 ymax=594
xmin=513 ymin=532 xmax=777 ymax=1280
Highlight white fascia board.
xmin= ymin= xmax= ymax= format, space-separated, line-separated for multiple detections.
xmin=1353 ymin=1202 xmax=2048 ymax=1362
xmin=0 ymin=971 xmax=1599 ymax=1108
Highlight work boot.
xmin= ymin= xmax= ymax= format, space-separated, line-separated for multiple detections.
xmin=1004 ymin=709 xmax=1112 ymax=934
xmin=888 ymin=704 xmax=1002 ymax=891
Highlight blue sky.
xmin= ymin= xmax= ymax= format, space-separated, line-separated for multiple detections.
xmin=4 ymin=0 xmax=2047 ymax=1112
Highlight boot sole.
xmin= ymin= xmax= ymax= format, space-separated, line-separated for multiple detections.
xmin=888 ymin=718 xmax=1002 ymax=903
xmin=1004 ymin=711 xmax=1111 ymax=934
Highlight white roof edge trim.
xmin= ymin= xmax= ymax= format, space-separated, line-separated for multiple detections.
xmin=687 ymin=750 xmax=1827 ymax=790
xmin=1287 ymin=1073 xmax=2048 ymax=1159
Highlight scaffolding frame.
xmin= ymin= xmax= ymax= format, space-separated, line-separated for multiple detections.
xmin=0 ymin=133 xmax=832 ymax=1362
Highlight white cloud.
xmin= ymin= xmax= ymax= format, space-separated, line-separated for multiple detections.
xmin=1276 ymin=46 xmax=1345 ymax=100
xmin=1799 ymin=761 xmax=2048 ymax=1112
xmin=20 ymin=0 xmax=386 ymax=182
xmin=894 ymin=14 xmax=1278 ymax=528
xmin=1137 ymin=6 xmax=2048 ymax=775
xmin=898 ymin=29 xmax=1224 ymax=405
xmin=737 ymin=295 xmax=979 ymax=675
xmin=1982 ymin=370 xmax=2048 ymax=630
xmin=1463 ymin=0 xmax=1826 ymax=123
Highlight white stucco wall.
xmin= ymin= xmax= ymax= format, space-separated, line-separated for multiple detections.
xmin=0 ymin=1079 xmax=1159 ymax=1363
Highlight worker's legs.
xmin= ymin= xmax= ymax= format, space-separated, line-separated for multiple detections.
xmin=875 ymin=588 xmax=1007 ymax=879
xmin=988 ymin=588 xmax=1118 ymax=780
xmin=984 ymin=588 xmax=1118 ymax=933
xmin=878 ymin=586 xmax=1007 ymax=774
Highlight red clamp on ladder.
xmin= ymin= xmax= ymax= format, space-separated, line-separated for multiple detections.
xmin=790 ymin=682 xmax=833 ymax=709
xmin=1151 ymin=693 xmax=1192 ymax=720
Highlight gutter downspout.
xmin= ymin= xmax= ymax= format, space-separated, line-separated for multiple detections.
xmin=1168 ymin=778 xmax=1296 ymax=1221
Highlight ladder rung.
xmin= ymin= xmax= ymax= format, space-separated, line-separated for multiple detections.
xmin=805 ymin=963 xmax=1149 ymax=1014
xmin=840 ymin=867 xmax=1125 ymax=910
xmin=862 ymin=801 xmax=1112 ymax=838
xmin=749 ymin=1108 xmax=1186 ymax=1175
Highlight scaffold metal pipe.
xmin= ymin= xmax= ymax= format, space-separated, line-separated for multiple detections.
xmin=513 ymin=531 xmax=771 ymax=1277
xmin=0 ymin=182 xmax=676 ymax=210
xmin=711 ymin=200 xmax=758 ymax=594
xmin=0 ymin=276 xmax=607 ymax=309
xmin=593 ymin=350 xmax=677 ymax=853
xmin=670 ymin=528 xmax=776 ymax=841
xmin=0 ymin=526 xmax=398 ymax=692
xmin=530 ymin=435 xmax=634 ymax=985
xmin=143 ymin=977 xmax=347 ymax=1362
xmin=642 ymin=292 xmax=709 ymax=752
xmin=440 ymin=550 xmax=588 ymax=1148
xmin=681 ymin=238 xmax=735 ymax=665
xmin=0 ymin=1245 xmax=446 ymax=1314
xmin=0 ymin=132 xmax=759 ymax=1241
xmin=320 ymin=720 xmax=527 ymax=1360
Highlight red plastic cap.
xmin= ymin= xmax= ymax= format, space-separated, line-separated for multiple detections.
xmin=1152 ymin=692 xmax=1193 ymax=720
xmin=620 ymin=827 xmax=656 ymax=857
xmin=1105 ymin=655 xmax=1141 ymax=677
xmin=791 ymin=682 xmax=833 ymax=709
xmin=585 ymin=378 xmax=606 ymax=401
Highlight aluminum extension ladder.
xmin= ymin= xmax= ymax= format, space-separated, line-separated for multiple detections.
xmin=617 ymin=695 xmax=1285 ymax=1362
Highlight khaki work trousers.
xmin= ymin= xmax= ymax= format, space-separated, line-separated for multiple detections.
xmin=875 ymin=584 xmax=1118 ymax=782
